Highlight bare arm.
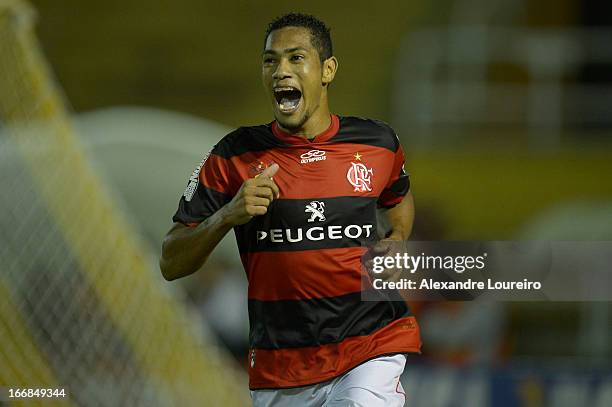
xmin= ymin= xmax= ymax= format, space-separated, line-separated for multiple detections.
xmin=159 ymin=211 xmax=233 ymax=281
xmin=384 ymin=191 xmax=415 ymax=240
xmin=364 ymin=192 xmax=415 ymax=280
xmin=160 ymin=164 xmax=280 ymax=281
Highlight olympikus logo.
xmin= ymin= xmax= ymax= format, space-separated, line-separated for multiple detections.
xmin=256 ymin=224 xmax=374 ymax=243
xmin=300 ymin=149 xmax=326 ymax=164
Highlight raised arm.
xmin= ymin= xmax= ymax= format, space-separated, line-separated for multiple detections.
xmin=160 ymin=164 xmax=279 ymax=281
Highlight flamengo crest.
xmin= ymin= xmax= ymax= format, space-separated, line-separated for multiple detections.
xmin=346 ymin=162 xmax=373 ymax=192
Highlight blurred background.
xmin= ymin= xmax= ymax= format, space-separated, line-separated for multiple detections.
xmin=1 ymin=0 xmax=611 ymax=405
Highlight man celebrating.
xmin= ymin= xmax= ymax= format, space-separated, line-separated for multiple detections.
xmin=160 ymin=13 xmax=421 ymax=406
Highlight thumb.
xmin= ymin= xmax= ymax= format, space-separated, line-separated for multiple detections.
xmin=260 ymin=163 xmax=279 ymax=179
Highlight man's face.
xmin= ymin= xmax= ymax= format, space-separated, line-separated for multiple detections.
xmin=262 ymin=27 xmax=325 ymax=130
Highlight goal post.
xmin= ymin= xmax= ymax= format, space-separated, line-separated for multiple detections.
xmin=0 ymin=1 xmax=249 ymax=405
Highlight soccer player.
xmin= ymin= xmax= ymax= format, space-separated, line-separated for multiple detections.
xmin=160 ymin=13 xmax=421 ymax=406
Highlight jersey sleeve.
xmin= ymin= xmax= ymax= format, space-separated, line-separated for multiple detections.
xmin=378 ymin=138 xmax=411 ymax=208
xmin=172 ymin=145 xmax=234 ymax=227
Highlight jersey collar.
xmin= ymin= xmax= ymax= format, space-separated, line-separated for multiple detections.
xmin=271 ymin=114 xmax=339 ymax=145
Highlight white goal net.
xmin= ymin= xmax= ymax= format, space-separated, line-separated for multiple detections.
xmin=0 ymin=1 xmax=249 ymax=405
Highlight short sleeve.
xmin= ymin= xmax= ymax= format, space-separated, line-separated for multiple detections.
xmin=172 ymin=146 xmax=234 ymax=227
xmin=377 ymin=141 xmax=410 ymax=208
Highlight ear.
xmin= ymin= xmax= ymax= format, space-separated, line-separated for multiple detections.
xmin=322 ymin=56 xmax=338 ymax=86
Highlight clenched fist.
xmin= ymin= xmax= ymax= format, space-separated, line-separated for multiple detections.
xmin=224 ymin=163 xmax=280 ymax=226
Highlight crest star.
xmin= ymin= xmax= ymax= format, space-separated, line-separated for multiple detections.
xmin=354 ymin=152 xmax=362 ymax=161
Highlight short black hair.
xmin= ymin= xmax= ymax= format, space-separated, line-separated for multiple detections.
xmin=264 ymin=13 xmax=333 ymax=62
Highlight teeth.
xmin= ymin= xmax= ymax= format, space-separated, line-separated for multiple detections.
xmin=274 ymin=87 xmax=297 ymax=92
xmin=280 ymin=99 xmax=299 ymax=110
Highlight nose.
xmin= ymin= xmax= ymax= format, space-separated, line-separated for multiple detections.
xmin=272 ymin=57 xmax=291 ymax=80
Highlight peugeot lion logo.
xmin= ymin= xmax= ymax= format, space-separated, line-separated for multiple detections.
xmin=305 ymin=201 xmax=326 ymax=222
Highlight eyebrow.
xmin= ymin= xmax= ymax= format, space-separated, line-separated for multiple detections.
xmin=262 ymin=47 xmax=308 ymax=55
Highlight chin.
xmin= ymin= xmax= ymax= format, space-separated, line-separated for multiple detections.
xmin=276 ymin=113 xmax=306 ymax=131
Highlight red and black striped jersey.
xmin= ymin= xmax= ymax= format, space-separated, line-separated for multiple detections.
xmin=173 ymin=114 xmax=421 ymax=389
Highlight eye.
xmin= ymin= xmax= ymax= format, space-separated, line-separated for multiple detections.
xmin=291 ymin=54 xmax=304 ymax=62
xmin=263 ymin=57 xmax=276 ymax=64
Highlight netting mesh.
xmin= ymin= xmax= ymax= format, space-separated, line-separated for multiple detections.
xmin=0 ymin=1 xmax=249 ymax=405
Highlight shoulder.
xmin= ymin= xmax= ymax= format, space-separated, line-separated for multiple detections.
xmin=336 ymin=116 xmax=400 ymax=152
xmin=211 ymin=124 xmax=281 ymax=159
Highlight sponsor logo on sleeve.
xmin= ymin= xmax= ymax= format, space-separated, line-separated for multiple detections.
xmin=184 ymin=149 xmax=212 ymax=202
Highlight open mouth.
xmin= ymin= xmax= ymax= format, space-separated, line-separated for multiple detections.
xmin=274 ymin=86 xmax=302 ymax=114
